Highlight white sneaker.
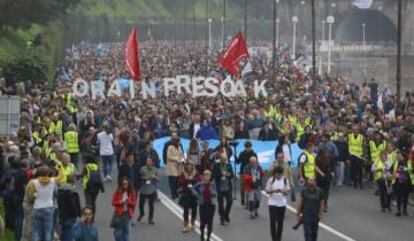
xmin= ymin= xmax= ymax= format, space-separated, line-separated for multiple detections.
xmin=103 ymin=177 xmax=108 ymax=182
xmin=106 ymin=175 xmax=113 ymax=182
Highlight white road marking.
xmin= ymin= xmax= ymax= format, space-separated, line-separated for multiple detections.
xmin=157 ymin=190 xmax=224 ymax=241
xmin=261 ymin=191 xmax=357 ymax=241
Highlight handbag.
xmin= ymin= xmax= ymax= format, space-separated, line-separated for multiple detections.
xmin=110 ymin=211 xmax=129 ymax=228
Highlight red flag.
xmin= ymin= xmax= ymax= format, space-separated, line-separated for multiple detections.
xmin=125 ymin=26 xmax=141 ymax=81
xmin=218 ymin=31 xmax=249 ymax=77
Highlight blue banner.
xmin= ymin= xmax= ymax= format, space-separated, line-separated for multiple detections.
xmin=153 ymin=137 xmax=304 ymax=171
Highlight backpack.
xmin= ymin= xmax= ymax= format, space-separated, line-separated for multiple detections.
xmin=86 ymin=168 xmax=103 ymax=191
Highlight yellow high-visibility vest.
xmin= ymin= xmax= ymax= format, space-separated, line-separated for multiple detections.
xmin=64 ymin=131 xmax=80 ymax=154
xmin=32 ymin=131 xmax=41 ymax=145
xmin=82 ymin=163 xmax=99 ymax=188
xmin=373 ymin=160 xmax=385 ymax=181
xmin=58 ymin=163 xmax=77 ymax=183
xmin=348 ymin=133 xmax=364 ymax=157
xmin=408 ymin=161 xmax=414 ymax=186
xmin=370 ymin=141 xmax=386 ymax=163
xmin=303 ymin=150 xmax=316 ymax=179
xmin=50 ymin=120 xmax=63 ymax=138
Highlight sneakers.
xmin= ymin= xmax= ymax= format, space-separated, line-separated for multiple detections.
xmin=137 ymin=214 xmax=144 ymax=222
xmin=106 ymin=175 xmax=113 ymax=182
xmin=148 ymin=220 xmax=155 ymax=225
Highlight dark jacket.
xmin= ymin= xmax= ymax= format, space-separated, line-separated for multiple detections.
xmin=214 ymin=144 xmax=233 ymax=160
xmin=333 ymin=140 xmax=349 ymax=163
xmin=118 ymin=163 xmax=141 ymax=191
xmin=259 ymin=128 xmax=277 ymax=141
xmin=57 ymin=188 xmax=81 ymax=222
xmin=211 ymin=162 xmax=234 ymax=193
xmin=138 ymin=148 xmax=160 ymax=168
xmin=236 ymin=149 xmax=257 ymax=174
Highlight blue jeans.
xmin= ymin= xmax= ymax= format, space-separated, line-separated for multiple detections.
xmin=303 ymin=219 xmax=319 ymax=241
xmin=32 ymin=208 xmax=55 ymax=241
xmin=101 ymin=155 xmax=114 ymax=177
xmin=14 ymin=207 xmax=24 ymax=241
xmin=113 ymin=219 xmax=131 ymax=241
xmin=336 ymin=162 xmax=345 ymax=186
xmin=60 ymin=218 xmax=76 ymax=241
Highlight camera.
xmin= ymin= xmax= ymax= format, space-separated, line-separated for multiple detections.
xmin=229 ymin=141 xmax=239 ymax=147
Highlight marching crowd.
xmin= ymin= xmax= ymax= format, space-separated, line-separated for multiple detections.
xmin=0 ymin=40 xmax=414 ymax=241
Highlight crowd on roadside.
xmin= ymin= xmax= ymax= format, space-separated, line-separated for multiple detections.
xmin=0 ymin=40 xmax=414 ymax=241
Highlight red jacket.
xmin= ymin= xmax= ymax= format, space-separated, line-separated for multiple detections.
xmin=243 ymin=166 xmax=265 ymax=193
xmin=112 ymin=189 xmax=137 ymax=218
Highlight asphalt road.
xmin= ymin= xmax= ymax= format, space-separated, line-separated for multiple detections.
xmin=77 ymin=168 xmax=414 ymax=241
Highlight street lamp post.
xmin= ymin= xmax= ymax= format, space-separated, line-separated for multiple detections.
xmin=362 ymin=22 xmax=366 ymax=48
xmin=319 ymin=20 xmax=326 ymax=75
xmin=222 ymin=0 xmax=226 ymax=50
xmin=291 ymin=16 xmax=298 ymax=60
xmin=272 ymin=0 xmax=279 ymax=72
xmin=276 ymin=18 xmax=280 ymax=48
xmin=208 ymin=18 xmax=212 ymax=54
xmin=311 ymin=0 xmax=316 ymax=77
xmin=396 ymin=0 xmax=402 ymax=101
xmin=244 ymin=0 xmax=247 ymax=40
xmin=327 ymin=15 xmax=335 ymax=75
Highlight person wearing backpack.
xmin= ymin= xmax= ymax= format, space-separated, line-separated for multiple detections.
xmin=266 ymin=166 xmax=290 ymax=241
xmin=80 ymin=155 xmax=105 ymax=215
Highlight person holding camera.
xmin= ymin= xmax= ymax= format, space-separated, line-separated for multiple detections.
xmin=266 ymin=166 xmax=290 ymax=241
xmin=371 ymin=151 xmax=393 ymax=212
xmin=392 ymin=151 xmax=411 ymax=216
xmin=243 ymin=156 xmax=265 ymax=219
xmin=236 ymin=141 xmax=257 ymax=206
xmin=137 ymin=157 xmax=159 ymax=224
xmin=212 ymin=153 xmax=234 ymax=225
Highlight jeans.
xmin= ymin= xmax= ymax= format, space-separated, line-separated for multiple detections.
xmin=350 ymin=155 xmax=363 ymax=188
xmin=269 ymin=206 xmax=285 ymax=241
xmin=199 ymin=204 xmax=215 ymax=241
xmin=101 ymin=155 xmax=114 ymax=177
xmin=31 ymin=207 xmax=55 ymax=241
xmin=335 ymin=162 xmax=345 ymax=186
xmin=377 ymin=179 xmax=391 ymax=209
xmin=217 ymin=191 xmax=232 ymax=221
xmin=303 ymin=219 xmax=319 ymax=241
xmin=183 ymin=202 xmax=197 ymax=223
xmin=394 ymin=182 xmax=410 ymax=212
xmin=139 ymin=193 xmax=156 ymax=221
xmin=14 ymin=207 xmax=24 ymax=241
xmin=168 ymin=176 xmax=178 ymax=199
xmin=113 ymin=219 xmax=131 ymax=241
xmin=317 ymin=175 xmax=332 ymax=208
xmin=60 ymin=218 xmax=76 ymax=241
xmin=85 ymin=190 xmax=99 ymax=215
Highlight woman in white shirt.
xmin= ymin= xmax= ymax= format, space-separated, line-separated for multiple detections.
xmin=266 ymin=166 xmax=290 ymax=241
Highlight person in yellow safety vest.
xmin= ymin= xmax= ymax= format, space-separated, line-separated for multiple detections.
xmin=57 ymin=153 xmax=78 ymax=184
xmin=50 ymin=114 xmax=63 ymax=140
xmin=32 ymin=129 xmax=42 ymax=146
xmin=347 ymin=124 xmax=365 ymax=189
xmin=371 ymin=151 xmax=392 ymax=212
xmin=409 ymin=158 xmax=414 ymax=187
xmin=298 ymin=142 xmax=325 ymax=184
xmin=64 ymin=123 xmax=80 ymax=168
xmin=80 ymin=155 xmax=105 ymax=214
xmin=368 ymin=131 xmax=387 ymax=165
xmin=392 ymin=152 xmax=411 ymax=216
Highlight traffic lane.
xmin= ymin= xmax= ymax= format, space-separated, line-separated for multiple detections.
xmin=320 ymin=187 xmax=414 ymax=241
xmin=77 ymin=176 xmax=200 ymax=241
xmin=157 ymin=172 xmax=344 ymax=241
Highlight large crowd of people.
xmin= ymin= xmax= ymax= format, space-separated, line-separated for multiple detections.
xmin=0 ymin=39 xmax=413 ymax=241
